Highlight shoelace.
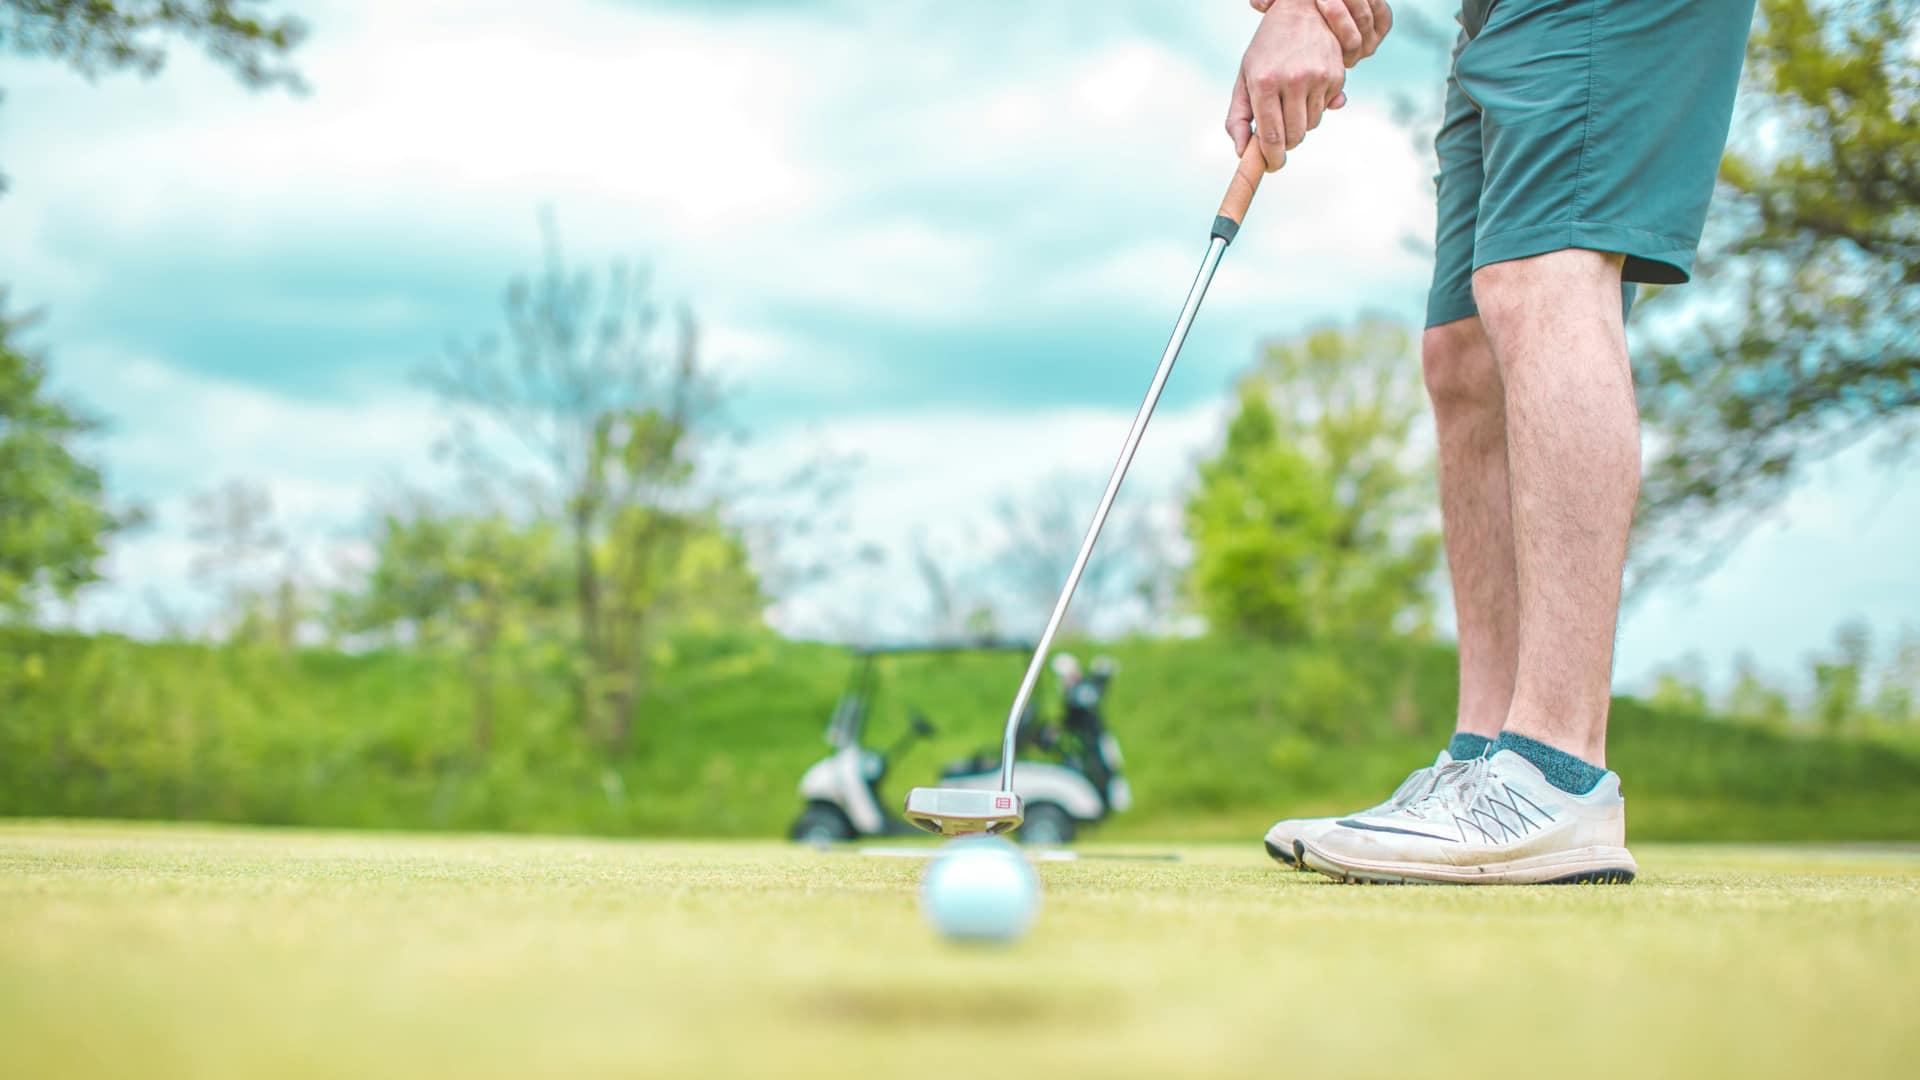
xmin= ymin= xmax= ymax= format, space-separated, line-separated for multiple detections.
xmin=1406 ymin=755 xmax=1554 ymax=842
xmin=1384 ymin=757 xmax=1455 ymax=809
xmin=1407 ymin=755 xmax=1492 ymax=817
xmin=1386 ymin=768 xmax=1431 ymax=807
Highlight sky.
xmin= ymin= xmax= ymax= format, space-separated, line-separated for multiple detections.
xmin=1 ymin=0 xmax=1913 ymax=696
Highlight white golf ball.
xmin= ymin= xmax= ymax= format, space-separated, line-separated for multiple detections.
xmin=919 ymin=836 xmax=1040 ymax=943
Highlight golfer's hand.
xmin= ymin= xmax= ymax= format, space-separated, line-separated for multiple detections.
xmin=1227 ymin=0 xmax=1349 ymax=171
xmin=1250 ymin=0 xmax=1393 ymax=67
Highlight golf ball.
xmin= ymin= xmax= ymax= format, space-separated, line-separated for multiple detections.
xmin=919 ymin=836 xmax=1040 ymax=943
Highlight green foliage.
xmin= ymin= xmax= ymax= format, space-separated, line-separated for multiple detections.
xmin=0 ymin=1 xmax=306 ymax=192
xmin=184 ymin=479 xmax=307 ymax=647
xmin=1186 ymin=390 xmax=1333 ymax=639
xmin=1812 ymin=620 xmax=1872 ymax=734
xmin=1808 ymin=620 xmax=1920 ymax=734
xmin=340 ymin=505 xmax=569 ymax=648
xmin=631 ymin=508 xmax=762 ymax=637
xmin=335 ymin=505 xmax=569 ymax=751
xmin=0 ymin=306 xmax=129 ymax=614
xmin=1631 ymin=622 xmax=1920 ymax=736
xmin=3 ymin=628 xmax=1917 ymax=842
xmin=2 ymin=0 xmax=305 ymax=87
xmin=1186 ymin=318 xmax=1441 ymax=640
xmin=1635 ymin=0 xmax=1919 ymax=576
xmin=1875 ymin=631 xmax=1920 ymax=726
xmin=1648 ymin=658 xmax=1711 ymax=718
xmin=334 ymin=498 xmax=759 ymax=754
xmin=426 ymin=229 xmax=756 ymax=749
xmin=1725 ymin=653 xmax=1794 ymax=728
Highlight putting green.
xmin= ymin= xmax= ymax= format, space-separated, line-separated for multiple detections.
xmin=2 ymin=822 xmax=1914 ymax=1078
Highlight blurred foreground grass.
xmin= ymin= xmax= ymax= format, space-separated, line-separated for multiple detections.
xmin=2 ymin=821 xmax=1916 ymax=1079
xmin=5 ymin=630 xmax=1920 ymax=840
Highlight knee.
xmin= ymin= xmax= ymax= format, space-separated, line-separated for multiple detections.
xmin=1467 ymin=258 xmax=1535 ymax=328
xmin=1421 ymin=319 xmax=1500 ymax=414
xmin=1470 ymin=250 xmax=1624 ymax=332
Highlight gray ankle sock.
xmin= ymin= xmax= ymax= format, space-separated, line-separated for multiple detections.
xmin=1446 ymin=732 xmax=1492 ymax=761
xmin=1492 ymin=731 xmax=1606 ymax=795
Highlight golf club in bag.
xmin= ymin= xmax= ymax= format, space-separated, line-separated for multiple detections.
xmin=904 ymin=140 xmax=1270 ymax=837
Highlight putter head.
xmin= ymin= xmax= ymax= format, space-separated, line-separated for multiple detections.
xmin=904 ymin=787 xmax=1024 ymax=837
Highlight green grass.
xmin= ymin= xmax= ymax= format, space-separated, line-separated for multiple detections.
xmin=1 ymin=822 xmax=1916 ymax=1079
xmin=5 ymin=629 xmax=1920 ymax=841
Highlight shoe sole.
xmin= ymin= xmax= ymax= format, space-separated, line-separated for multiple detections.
xmin=1298 ymin=841 xmax=1637 ymax=886
xmin=1264 ymin=835 xmax=1317 ymax=871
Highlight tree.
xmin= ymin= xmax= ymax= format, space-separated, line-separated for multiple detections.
xmin=1186 ymin=390 xmax=1335 ymax=639
xmin=896 ymin=474 xmax=1179 ymax=643
xmin=2 ymin=1 xmax=303 ymax=85
xmin=1648 ymin=652 xmax=1712 ymax=716
xmin=1690 ymin=626 xmax=1919 ymax=732
xmin=1725 ymin=652 xmax=1794 ymax=728
xmin=1871 ymin=627 xmax=1920 ymax=728
xmin=427 ymin=226 xmax=759 ymax=750
xmin=1812 ymin=620 xmax=1875 ymax=734
xmin=340 ymin=497 xmax=758 ymax=753
xmin=1 ymin=1 xmax=306 ymax=191
xmin=0 ymin=300 xmax=129 ymax=616
xmin=909 ymin=530 xmax=1000 ymax=642
xmin=988 ymin=474 xmax=1171 ymax=638
xmin=186 ymin=477 xmax=307 ymax=647
xmin=1186 ymin=318 xmax=1441 ymax=641
xmin=1633 ymin=0 xmax=1918 ymax=579
xmin=337 ymin=502 xmax=569 ymax=753
xmin=1805 ymin=620 xmax=1920 ymax=733
xmin=2 ymin=3 xmax=304 ymax=606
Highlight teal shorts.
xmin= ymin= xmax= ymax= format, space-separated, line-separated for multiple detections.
xmin=1426 ymin=0 xmax=1757 ymax=328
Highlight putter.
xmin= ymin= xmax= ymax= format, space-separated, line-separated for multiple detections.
xmin=904 ymin=141 xmax=1270 ymax=838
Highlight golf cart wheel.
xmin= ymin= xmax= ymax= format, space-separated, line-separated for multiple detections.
xmin=1018 ymin=802 xmax=1076 ymax=846
xmin=790 ymin=802 xmax=856 ymax=845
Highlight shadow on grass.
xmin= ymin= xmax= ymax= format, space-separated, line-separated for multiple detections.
xmin=797 ymin=984 xmax=1106 ymax=1028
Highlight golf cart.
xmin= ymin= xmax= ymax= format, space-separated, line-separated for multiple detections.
xmin=790 ymin=643 xmax=1132 ymax=846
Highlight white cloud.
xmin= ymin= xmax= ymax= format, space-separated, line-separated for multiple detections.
xmin=44 ymin=349 xmax=446 ymax=635
xmin=745 ymin=399 xmax=1227 ymax=640
xmin=87 ymin=351 xmax=440 ymax=500
xmin=5 ymin=0 xmax=1912 ymax=688
xmin=2 ymin=0 xmax=1429 ymax=334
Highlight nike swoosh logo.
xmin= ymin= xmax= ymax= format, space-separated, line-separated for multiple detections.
xmin=1334 ymin=819 xmax=1460 ymax=843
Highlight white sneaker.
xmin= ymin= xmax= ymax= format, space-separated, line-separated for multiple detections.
xmin=1263 ymin=751 xmax=1455 ymax=870
xmin=1299 ymin=749 xmax=1637 ymax=885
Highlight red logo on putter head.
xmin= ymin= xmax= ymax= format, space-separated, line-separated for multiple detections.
xmin=995 ymin=796 xmax=1013 ymax=810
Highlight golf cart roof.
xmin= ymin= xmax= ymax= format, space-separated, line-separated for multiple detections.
xmin=821 ymin=640 xmax=1043 ymax=746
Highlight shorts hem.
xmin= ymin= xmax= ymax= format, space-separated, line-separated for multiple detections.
xmin=1425 ymin=290 xmax=1479 ymax=329
xmin=1471 ymin=220 xmax=1695 ymax=284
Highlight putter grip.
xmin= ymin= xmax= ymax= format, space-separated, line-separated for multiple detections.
xmin=1211 ymin=140 xmax=1266 ymax=245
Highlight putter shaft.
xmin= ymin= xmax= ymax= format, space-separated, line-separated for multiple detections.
xmin=995 ymin=233 xmax=1231 ymax=792
xmin=894 ymin=140 xmax=1267 ymax=836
